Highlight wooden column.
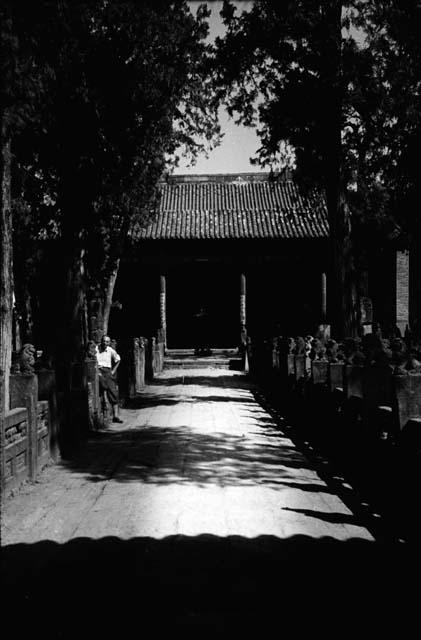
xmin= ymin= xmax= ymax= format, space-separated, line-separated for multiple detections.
xmin=240 ymin=273 xmax=246 ymax=343
xmin=317 ymin=272 xmax=330 ymax=340
xmin=159 ymin=274 xmax=166 ymax=347
xmin=321 ymin=272 xmax=327 ymax=323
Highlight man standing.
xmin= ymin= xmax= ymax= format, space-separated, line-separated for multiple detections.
xmin=96 ymin=335 xmax=123 ymax=423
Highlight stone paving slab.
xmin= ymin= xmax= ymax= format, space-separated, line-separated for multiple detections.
xmin=2 ymin=368 xmax=374 ymax=545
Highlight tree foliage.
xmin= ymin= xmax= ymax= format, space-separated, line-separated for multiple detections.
xmin=357 ymin=0 xmax=421 ymax=238
xmin=16 ymin=0 xmax=220 ymax=258
xmin=9 ymin=0 xmax=222 ymax=350
xmin=215 ymin=0 xmax=421 ymax=244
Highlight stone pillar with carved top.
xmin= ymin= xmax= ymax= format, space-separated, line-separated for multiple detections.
xmin=160 ymin=274 xmax=167 ymax=349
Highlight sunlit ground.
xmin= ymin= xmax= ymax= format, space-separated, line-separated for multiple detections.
xmin=3 ymin=369 xmax=374 ymax=544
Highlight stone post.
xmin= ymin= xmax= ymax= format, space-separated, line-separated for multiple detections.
xmin=160 ymin=274 xmax=167 ymax=348
xmin=83 ymin=357 xmax=100 ymax=430
xmin=37 ymin=368 xmax=60 ymax=462
xmin=129 ymin=339 xmax=138 ymax=398
xmin=151 ymin=337 xmax=157 ymax=378
xmin=129 ymin=337 xmax=146 ymax=397
xmin=137 ymin=338 xmax=146 ymax=391
xmin=393 ymin=372 xmax=421 ymax=434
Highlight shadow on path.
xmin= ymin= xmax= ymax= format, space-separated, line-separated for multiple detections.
xmin=2 ymin=534 xmax=415 ymax=636
xmin=137 ymin=373 xmax=248 ymax=389
xmin=124 ymin=393 xmax=255 ymax=409
xmin=282 ymin=506 xmax=369 ymax=527
xmin=61 ymin=422 xmax=319 ymax=488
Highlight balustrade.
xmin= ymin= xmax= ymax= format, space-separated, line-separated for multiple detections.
xmin=248 ymin=331 xmax=421 ymax=448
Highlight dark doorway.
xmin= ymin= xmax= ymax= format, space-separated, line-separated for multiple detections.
xmin=247 ymin=261 xmax=321 ymax=339
xmin=166 ymin=262 xmax=238 ymax=348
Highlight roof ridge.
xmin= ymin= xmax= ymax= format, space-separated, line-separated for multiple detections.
xmin=161 ymin=170 xmax=294 ymax=184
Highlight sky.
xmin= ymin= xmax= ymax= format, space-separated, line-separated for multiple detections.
xmin=173 ymin=1 xmax=366 ymax=177
xmin=173 ymin=1 xmax=261 ymax=176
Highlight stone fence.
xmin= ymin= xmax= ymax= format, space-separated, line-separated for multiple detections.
xmin=248 ymin=334 xmax=421 ymax=447
xmin=2 ymin=362 xmax=60 ymax=495
xmin=1 ymin=343 xmax=106 ymax=496
xmin=128 ymin=330 xmax=165 ymax=398
xmin=2 ymin=328 xmax=167 ymax=496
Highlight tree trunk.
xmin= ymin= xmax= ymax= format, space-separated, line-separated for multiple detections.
xmin=65 ymin=246 xmax=87 ymax=356
xmin=0 ymin=116 xmax=13 ymax=414
xmin=322 ymin=1 xmax=353 ymax=339
xmin=55 ymin=158 xmax=92 ymax=374
xmin=55 ymin=241 xmax=87 ymax=393
xmin=86 ymin=262 xmax=120 ymax=343
xmin=326 ymin=182 xmax=353 ymax=338
xmin=14 ymin=282 xmax=34 ymax=344
xmin=102 ymin=260 xmax=120 ymax=336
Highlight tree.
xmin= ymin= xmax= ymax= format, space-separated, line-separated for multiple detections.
xmin=1 ymin=0 xmax=53 ymax=415
xmin=11 ymin=1 xmax=221 ymax=371
xmin=357 ymin=1 xmax=421 ymax=236
xmin=215 ymin=0 xmax=421 ymax=337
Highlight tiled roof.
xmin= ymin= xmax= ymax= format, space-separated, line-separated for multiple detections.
xmin=131 ymin=174 xmax=329 ymax=240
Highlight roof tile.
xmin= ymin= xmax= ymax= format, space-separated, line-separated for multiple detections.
xmin=132 ymin=175 xmax=329 ymax=241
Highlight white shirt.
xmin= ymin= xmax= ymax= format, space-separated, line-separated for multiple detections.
xmin=96 ymin=345 xmax=121 ymax=369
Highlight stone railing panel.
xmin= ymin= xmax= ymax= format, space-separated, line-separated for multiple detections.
xmin=37 ymin=368 xmax=60 ymax=462
xmin=37 ymin=400 xmax=50 ymax=468
xmin=362 ymin=366 xmax=393 ymax=411
xmin=329 ymin=363 xmax=344 ymax=393
xmin=287 ymin=354 xmax=295 ymax=377
xmin=294 ymin=355 xmax=306 ymax=382
xmin=344 ymin=365 xmax=364 ymax=400
xmin=3 ymin=407 xmax=30 ymax=492
xmin=8 ymin=373 xmax=38 ymax=486
xmin=311 ymin=361 xmax=329 ymax=386
xmin=393 ymin=372 xmax=421 ymax=433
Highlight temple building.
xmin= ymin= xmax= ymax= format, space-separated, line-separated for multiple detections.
xmin=111 ymin=172 xmax=415 ymax=348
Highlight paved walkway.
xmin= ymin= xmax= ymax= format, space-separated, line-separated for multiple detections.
xmin=3 ymin=369 xmax=374 ymax=544
xmin=4 ymin=369 xmax=411 ymax=635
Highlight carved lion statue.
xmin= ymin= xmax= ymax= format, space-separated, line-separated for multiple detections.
xmin=19 ymin=343 xmax=36 ymax=373
xmin=326 ymin=339 xmax=339 ymax=363
xmin=310 ymin=338 xmax=327 ymax=361
xmin=278 ymin=337 xmax=295 ymax=355
xmin=85 ymin=340 xmax=98 ymax=359
xmin=294 ymin=336 xmax=306 ymax=355
xmin=304 ymin=335 xmax=314 ymax=356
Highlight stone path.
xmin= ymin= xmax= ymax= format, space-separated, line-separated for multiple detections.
xmin=3 ymin=368 xmax=413 ymax=635
xmin=2 ymin=369 xmax=375 ymax=544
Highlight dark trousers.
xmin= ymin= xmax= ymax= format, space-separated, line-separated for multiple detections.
xmin=98 ymin=367 xmax=118 ymax=405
